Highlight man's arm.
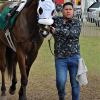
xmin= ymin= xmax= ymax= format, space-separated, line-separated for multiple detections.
xmin=50 ymin=17 xmax=70 ymax=37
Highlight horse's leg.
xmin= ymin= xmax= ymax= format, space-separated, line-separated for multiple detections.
xmin=16 ymin=49 xmax=28 ymax=100
xmin=1 ymin=70 xmax=6 ymax=96
xmin=9 ymin=64 xmax=17 ymax=95
xmin=4 ymin=47 xmax=17 ymax=95
xmin=26 ymin=38 xmax=43 ymax=76
xmin=0 ymin=42 xmax=6 ymax=96
xmin=26 ymin=52 xmax=38 ymax=77
xmin=9 ymin=56 xmax=17 ymax=95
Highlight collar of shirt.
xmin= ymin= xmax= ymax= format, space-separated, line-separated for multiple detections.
xmin=62 ymin=17 xmax=75 ymax=24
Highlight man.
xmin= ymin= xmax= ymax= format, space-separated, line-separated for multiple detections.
xmin=50 ymin=2 xmax=81 ymax=100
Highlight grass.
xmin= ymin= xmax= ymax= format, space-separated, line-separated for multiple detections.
xmin=80 ymin=36 xmax=100 ymax=74
xmin=31 ymin=36 xmax=100 ymax=77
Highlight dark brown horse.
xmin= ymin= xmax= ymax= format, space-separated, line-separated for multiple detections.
xmin=0 ymin=0 xmax=55 ymax=100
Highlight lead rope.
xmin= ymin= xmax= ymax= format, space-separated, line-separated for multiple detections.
xmin=48 ymin=35 xmax=55 ymax=56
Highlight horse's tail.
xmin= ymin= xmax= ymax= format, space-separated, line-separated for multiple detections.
xmin=6 ymin=47 xmax=17 ymax=78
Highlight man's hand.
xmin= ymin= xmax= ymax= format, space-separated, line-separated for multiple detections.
xmin=50 ymin=26 xmax=55 ymax=34
xmin=7 ymin=13 xmax=11 ymax=17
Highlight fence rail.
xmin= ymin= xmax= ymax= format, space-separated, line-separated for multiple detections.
xmin=81 ymin=21 xmax=100 ymax=37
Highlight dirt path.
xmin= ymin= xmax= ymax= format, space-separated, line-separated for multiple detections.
xmin=80 ymin=73 xmax=100 ymax=100
xmin=0 ymin=72 xmax=100 ymax=100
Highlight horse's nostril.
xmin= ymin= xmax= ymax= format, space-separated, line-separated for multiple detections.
xmin=38 ymin=7 xmax=43 ymax=15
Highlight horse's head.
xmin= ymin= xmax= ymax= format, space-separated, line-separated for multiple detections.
xmin=17 ymin=0 xmax=56 ymax=38
xmin=37 ymin=0 xmax=56 ymax=37
xmin=37 ymin=0 xmax=55 ymax=25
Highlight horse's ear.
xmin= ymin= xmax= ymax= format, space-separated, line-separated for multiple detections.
xmin=41 ymin=0 xmax=54 ymax=2
xmin=41 ymin=0 xmax=45 ymax=1
xmin=25 ymin=0 xmax=34 ymax=7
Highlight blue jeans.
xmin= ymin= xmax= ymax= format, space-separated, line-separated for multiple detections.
xmin=55 ymin=55 xmax=80 ymax=100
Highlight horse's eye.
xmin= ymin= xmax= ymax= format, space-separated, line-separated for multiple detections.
xmin=51 ymin=10 xmax=55 ymax=16
xmin=38 ymin=7 xmax=43 ymax=15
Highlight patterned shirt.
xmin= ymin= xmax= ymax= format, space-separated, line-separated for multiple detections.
xmin=53 ymin=16 xmax=81 ymax=58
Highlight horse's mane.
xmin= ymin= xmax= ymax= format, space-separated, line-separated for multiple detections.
xmin=25 ymin=0 xmax=39 ymax=32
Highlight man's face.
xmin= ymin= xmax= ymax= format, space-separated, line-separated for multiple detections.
xmin=62 ymin=5 xmax=74 ymax=19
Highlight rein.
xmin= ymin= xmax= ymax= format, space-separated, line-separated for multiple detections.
xmin=48 ymin=35 xmax=55 ymax=56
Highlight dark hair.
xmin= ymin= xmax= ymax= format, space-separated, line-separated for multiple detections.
xmin=63 ymin=2 xmax=73 ymax=8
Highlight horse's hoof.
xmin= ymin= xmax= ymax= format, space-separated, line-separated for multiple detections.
xmin=9 ymin=89 xmax=15 ymax=95
xmin=19 ymin=95 xmax=27 ymax=100
xmin=9 ymin=86 xmax=16 ymax=95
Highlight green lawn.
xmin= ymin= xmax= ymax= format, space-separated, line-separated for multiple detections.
xmin=80 ymin=37 xmax=100 ymax=74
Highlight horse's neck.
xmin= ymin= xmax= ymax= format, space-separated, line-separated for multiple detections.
xmin=13 ymin=2 xmax=39 ymax=43
xmin=24 ymin=1 xmax=38 ymax=34
xmin=17 ymin=1 xmax=39 ymax=39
